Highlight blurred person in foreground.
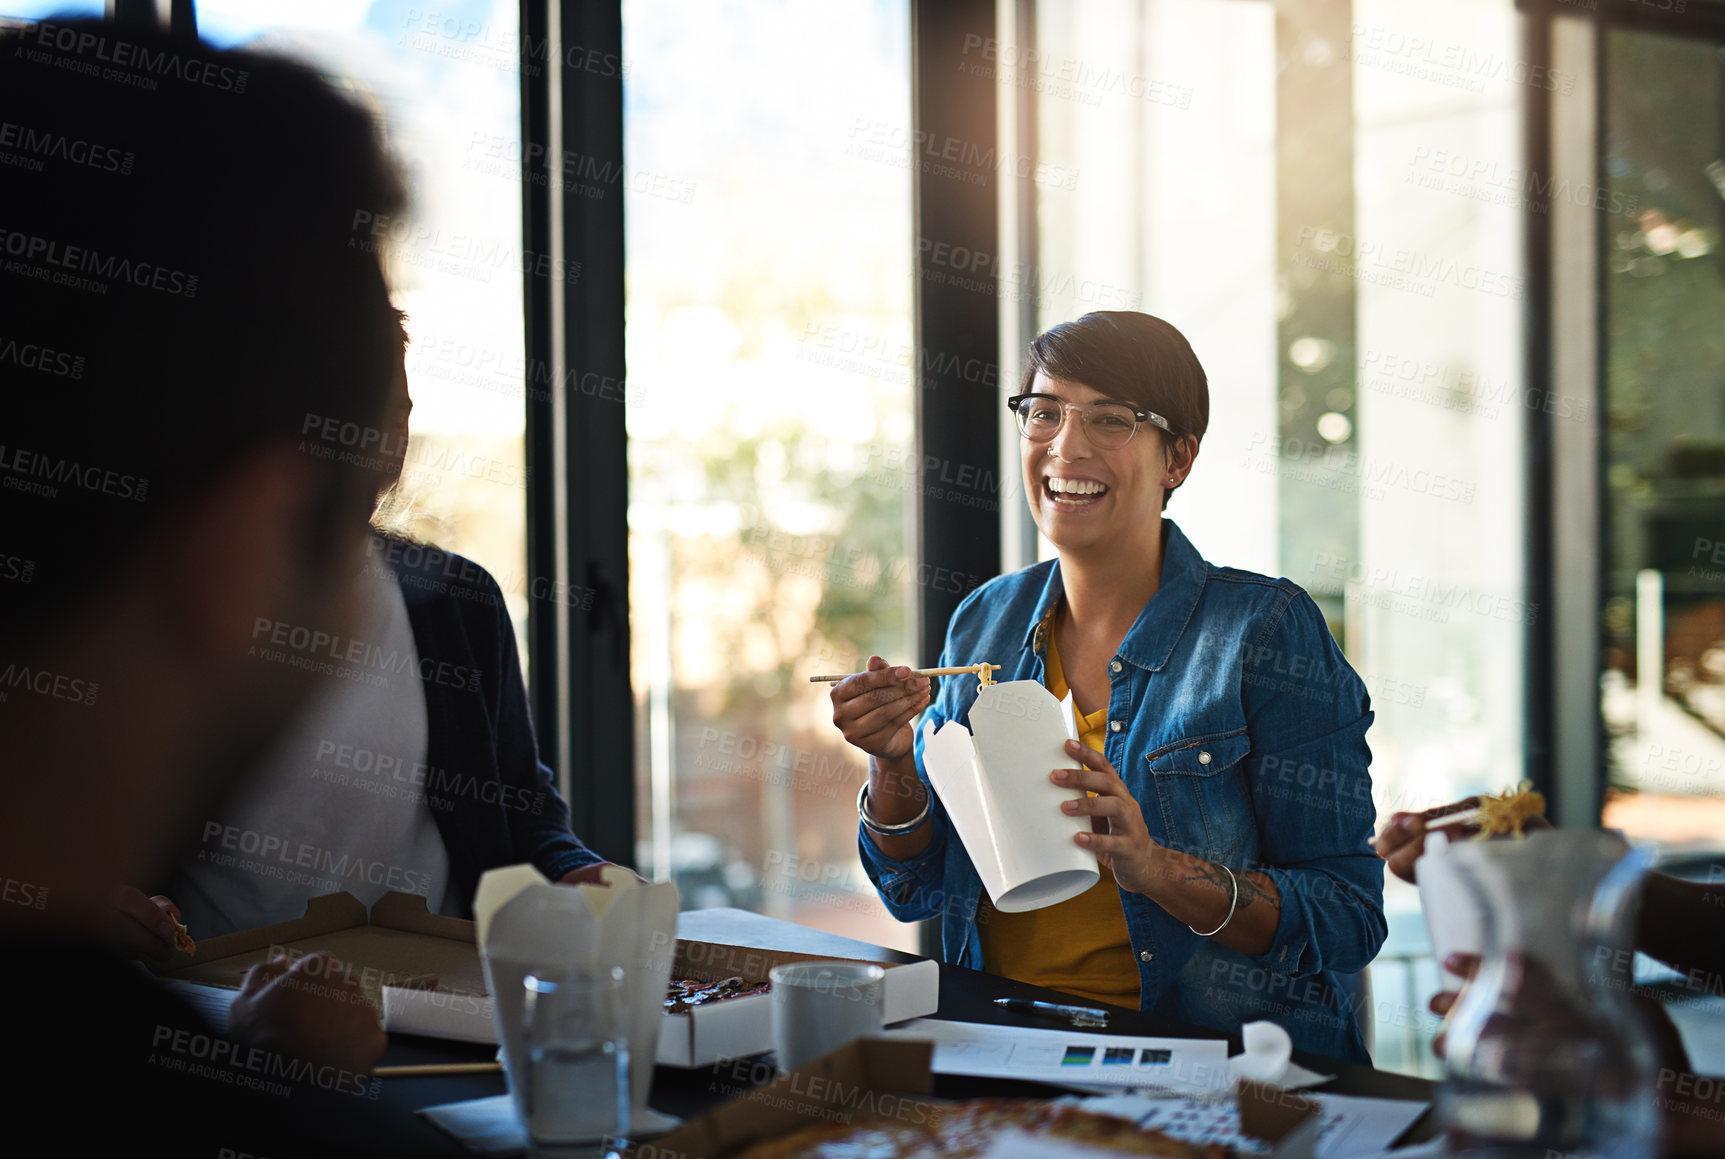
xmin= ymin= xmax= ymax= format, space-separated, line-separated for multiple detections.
xmin=1376 ymin=807 xmax=1725 ymax=1156
xmin=0 ymin=17 xmax=424 ymax=1154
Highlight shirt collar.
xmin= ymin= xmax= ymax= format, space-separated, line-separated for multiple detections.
xmin=1019 ymin=518 xmax=1208 ymax=673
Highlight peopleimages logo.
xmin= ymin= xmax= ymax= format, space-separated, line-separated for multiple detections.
xmin=249 ymin=616 xmax=482 ymax=693
xmin=22 ymin=21 xmax=250 ymax=93
xmin=0 ymin=228 xmax=198 ymax=297
xmin=349 ymin=211 xmax=578 ymax=285
xmin=0 ymin=443 xmax=148 ymax=503
xmin=0 ymin=119 xmax=135 ymax=175
xmin=0 ymin=335 xmax=84 ymax=379
xmin=0 ymin=661 xmax=99 ymax=705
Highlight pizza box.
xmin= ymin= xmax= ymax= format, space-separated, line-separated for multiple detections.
xmin=628 ymin=1038 xmax=1321 ymax=1159
xmin=153 ymin=890 xmax=497 ymax=1042
xmin=656 ymin=940 xmax=940 ymax=1068
xmin=158 ymin=895 xmax=940 ymax=1063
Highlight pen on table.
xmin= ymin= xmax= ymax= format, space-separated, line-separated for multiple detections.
xmin=992 ymin=997 xmax=1109 ymax=1027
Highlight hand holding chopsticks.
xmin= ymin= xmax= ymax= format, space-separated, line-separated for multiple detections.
xmin=823 ymin=656 xmax=936 ymax=764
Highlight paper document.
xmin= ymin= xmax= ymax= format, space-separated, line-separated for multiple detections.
xmin=1070 ymin=1091 xmax=1428 ymax=1158
xmin=881 ymin=1018 xmax=1230 ymax=1093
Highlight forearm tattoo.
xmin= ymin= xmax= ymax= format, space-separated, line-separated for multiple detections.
xmin=1180 ymin=860 xmax=1281 ymax=915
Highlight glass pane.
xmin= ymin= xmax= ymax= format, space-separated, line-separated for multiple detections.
xmin=624 ymin=0 xmax=917 ymax=949
xmin=1036 ymin=0 xmax=1526 ymax=1076
xmin=1600 ymin=30 xmax=1725 ymax=847
xmin=1350 ymin=0 xmax=1527 ymax=1076
xmin=196 ymin=1 xmax=531 ymax=662
xmin=0 ymin=2 xmax=100 ymax=18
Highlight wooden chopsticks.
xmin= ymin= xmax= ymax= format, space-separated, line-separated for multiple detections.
xmin=808 ymin=664 xmax=1001 ymax=684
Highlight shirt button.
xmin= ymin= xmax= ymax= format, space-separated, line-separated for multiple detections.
xmin=1110 ymin=721 xmax=1122 ymax=733
xmin=1110 ymin=660 xmax=1123 ymax=673
xmin=1198 ymin=751 xmax=1212 ymax=765
xmin=1139 ymin=950 xmax=1155 ymax=963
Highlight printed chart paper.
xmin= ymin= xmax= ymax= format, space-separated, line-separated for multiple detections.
xmin=882 ymin=1018 xmax=1230 ymax=1093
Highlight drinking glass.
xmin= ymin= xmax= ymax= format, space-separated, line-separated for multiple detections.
xmin=522 ymin=966 xmax=629 ymax=1157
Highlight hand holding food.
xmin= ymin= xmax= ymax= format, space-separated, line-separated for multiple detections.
xmin=227 ymin=952 xmax=387 ymax=1076
xmin=1375 ymin=783 xmax=1551 ymax=884
xmin=828 ymin=655 xmax=933 ymax=762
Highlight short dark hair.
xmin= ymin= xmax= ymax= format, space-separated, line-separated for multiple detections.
xmin=1022 ymin=311 xmax=1209 ymax=507
xmin=1 ymin=18 xmax=407 ymax=641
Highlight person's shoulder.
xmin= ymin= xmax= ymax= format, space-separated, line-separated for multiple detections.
xmin=1197 ymin=561 xmax=1327 ymax=641
xmin=370 ymin=530 xmax=506 ymax=610
xmin=1204 ymin=561 xmax=1302 ymax=601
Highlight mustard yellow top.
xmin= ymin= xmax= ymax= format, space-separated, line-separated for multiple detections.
xmin=977 ymin=633 xmax=1141 ymax=1008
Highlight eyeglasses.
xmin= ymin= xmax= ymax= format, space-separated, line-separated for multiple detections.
xmin=1005 ymin=393 xmax=1171 ymax=450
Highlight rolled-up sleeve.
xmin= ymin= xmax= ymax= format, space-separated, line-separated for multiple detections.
xmin=1237 ymin=590 xmax=1386 ymax=977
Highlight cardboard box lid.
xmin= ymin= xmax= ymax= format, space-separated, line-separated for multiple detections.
xmin=644 ymin=1037 xmax=936 ymax=1159
xmin=156 ymin=891 xmax=486 ymax=1000
xmin=1238 ymin=1079 xmax=1321 ymax=1158
xmin=642 ymin=1039 xmax=1323 ymax=1159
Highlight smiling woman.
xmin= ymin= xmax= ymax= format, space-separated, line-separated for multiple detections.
xmin=831 ymin=310 xmax=1388 ymax=1063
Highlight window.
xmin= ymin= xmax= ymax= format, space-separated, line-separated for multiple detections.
xmin=193 ymin=0 xmax=533 ymax=662
xmin=623 ymin=0 xmax=918 ymax=949
xmin=1598 ymin=26 xmax=1725 ymax=848
xmin=1032 ymin=0 xmax=1527 ymax=1074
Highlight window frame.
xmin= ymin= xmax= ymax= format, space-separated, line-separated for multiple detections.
xmin=521 ymin=0 xmax=634 ymax=867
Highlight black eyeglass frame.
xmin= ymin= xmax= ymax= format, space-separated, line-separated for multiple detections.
xmin=1005 ymin=393 xmax=1174 ymax=446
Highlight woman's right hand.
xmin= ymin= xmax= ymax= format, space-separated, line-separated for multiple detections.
xmin=830 ymin=655 xmax=931 ymax=761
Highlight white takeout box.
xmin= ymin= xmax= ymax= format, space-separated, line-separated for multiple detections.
xmin=921 ymin=679 xmax=1098 ymax=912
xmin=1416 ymin=829 xmax=1484 ymax=987
xmin=474 ymin=863 xmax=679 ymax=1127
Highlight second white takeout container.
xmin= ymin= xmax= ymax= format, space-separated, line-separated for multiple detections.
xmin=474 ymin=863 xmax=679 ymax=1129
xmin=921 ymin=679 xmax=1098 ymax=912
xmin=1415 ymin=829 xmax=1483 ymax=987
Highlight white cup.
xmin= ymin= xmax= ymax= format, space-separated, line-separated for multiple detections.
xmin=768 ymin=961 xmax=886 ymax=1072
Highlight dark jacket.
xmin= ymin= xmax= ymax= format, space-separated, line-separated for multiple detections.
xmin=378 ymin=533 xmax=603 ymax=913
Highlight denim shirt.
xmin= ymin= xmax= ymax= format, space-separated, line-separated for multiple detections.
xmin=857 ymin=520 xmax=1387 ymax=1062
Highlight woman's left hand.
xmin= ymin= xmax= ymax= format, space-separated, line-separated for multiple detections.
xmin=1053 ymin=739 xmax=1165 ymax=896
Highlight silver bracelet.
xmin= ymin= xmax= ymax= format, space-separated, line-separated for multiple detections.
xmin=1187 ymin=863 xmax=1238 ymax=937
xmin=857 ymin=781 xmax=931 ymax=836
